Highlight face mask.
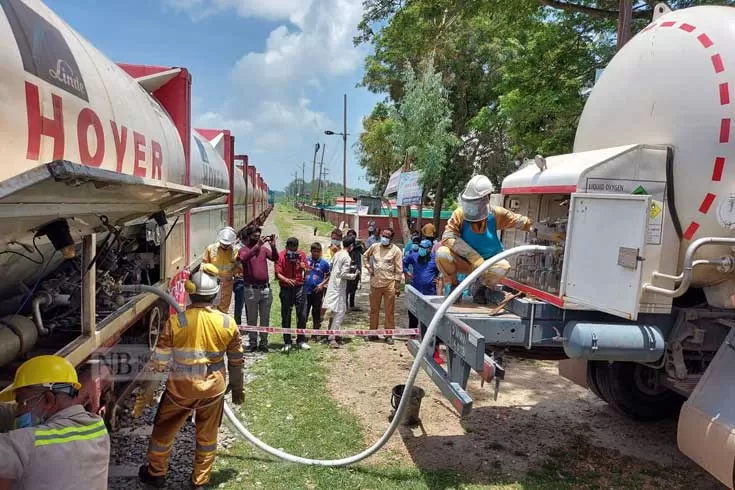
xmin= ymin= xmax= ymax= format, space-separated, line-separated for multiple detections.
xmin=380 ymin=237 xmax=390 ymax=246
xmin=462 ymin=197 xmax=490 ymax=222
xmin=418 ymin=248 xmax=428 ymax=257
xmin=331 ymin=239 xmax=341 ymax=247
xmin=14 ymin=395 xmax=45 ymax=429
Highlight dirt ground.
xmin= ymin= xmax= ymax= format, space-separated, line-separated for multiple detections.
xmin=283 ymin=213 xmax=724 ymax=488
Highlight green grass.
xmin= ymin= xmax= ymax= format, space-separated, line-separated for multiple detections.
xmin=210 ymin=344 xmax=520 ymax=490
xmin=275 ymin=202 xmax=335 ymax=239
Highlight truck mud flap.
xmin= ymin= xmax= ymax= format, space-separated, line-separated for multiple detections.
xmin=678 ymin=328 xmax=735 ymax=490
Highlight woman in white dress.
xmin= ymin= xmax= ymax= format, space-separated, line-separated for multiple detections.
xmin=322 ymin=236 xmax=358 ymax=347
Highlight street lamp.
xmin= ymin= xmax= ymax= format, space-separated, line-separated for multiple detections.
xmin=324 ymin=93 xmax=349 ymax=220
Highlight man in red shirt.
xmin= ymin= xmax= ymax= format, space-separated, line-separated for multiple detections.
xmin=239 ymin=226 xmax=278 ymax=352
xmin=275 ymin=237 xmax=310 ymax=353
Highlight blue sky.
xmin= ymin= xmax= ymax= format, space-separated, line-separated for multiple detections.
xmin=45 ymin=0 xmax=383 ymax=191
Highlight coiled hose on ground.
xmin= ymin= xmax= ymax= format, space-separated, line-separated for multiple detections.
xmin=146 ymin=245 xmax=553 ymax=466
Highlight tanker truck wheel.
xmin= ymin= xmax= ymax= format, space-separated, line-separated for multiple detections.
xmin=593 ymin=361 xmax=683 ymax=422
xmin=586 ymin=361 xmax=609 ymax=403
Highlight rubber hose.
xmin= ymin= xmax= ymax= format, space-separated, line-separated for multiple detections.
xmin=121 ymin=284 xmax=187 ymax=327
xmin=223 ymin=244 xmax=554 ymax=466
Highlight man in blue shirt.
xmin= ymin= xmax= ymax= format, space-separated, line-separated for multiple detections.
xmin=403 ymin=239 xmax=444 ymax=365
xmin=304 ymin=242 xmax=331 ymax=342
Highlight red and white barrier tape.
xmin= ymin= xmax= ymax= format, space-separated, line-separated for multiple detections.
xmin=238 ymin=326 xmax=419 ymax=336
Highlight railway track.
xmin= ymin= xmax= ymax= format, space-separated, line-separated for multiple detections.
xmin=107 ymin=351 xmax=264 ymax=489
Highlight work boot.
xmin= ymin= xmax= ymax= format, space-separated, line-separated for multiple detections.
xmin=139 ymin=464 xmax=165 ymax=488
xmin=485 ymin=289 xmax=507 ymax=307
xmin=472 ymin=285 xmax=489 ymax=305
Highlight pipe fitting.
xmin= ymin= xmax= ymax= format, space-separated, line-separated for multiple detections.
xmin=31 ymin=292 xmax=71 ymax=335
xmin=717 ymin=255 xmax=735 ymax=274
xmin=121 ymin=284 xmax=187 ymax=327
xmin=645 ymin=237 xmax=735 ymax=297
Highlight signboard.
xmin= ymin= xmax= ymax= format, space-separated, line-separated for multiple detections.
xmin=396 ymin=170 xmax=423 ymax=206
xmin=384 ymin=169 xmax=402 ymax=196
xmin=585 ymin=178 xmax=666 ymax=245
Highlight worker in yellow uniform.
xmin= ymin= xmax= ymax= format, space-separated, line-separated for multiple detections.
xmin=0 ymin=355 xmax=110 ymax=489
xmin=139 ymin=263 xmax=245 ymax=488
xmin=202 ymin=226 xmax=241 ymax=314
xmin=436 ymin=175 xmax=533 ymax=306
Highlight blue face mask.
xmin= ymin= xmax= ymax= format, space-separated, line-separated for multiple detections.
xmin=14 ymin=395 xmax=45 ymax=429
xmin=412 ymin=243 xmax=419 ymax=251
xmin=380 ymin=237 xmax=390 ymax=246
xmin=331 ymin=239 xmax=340 ymax=247
xmin=418 ymin=248 xmax=428 ymax=257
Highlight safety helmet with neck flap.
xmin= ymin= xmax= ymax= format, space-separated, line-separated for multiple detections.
xmin=217 ymin=227 xmax=237 ymax=247
xmin=185 ymin=263 xmax=221 ymax=296
xmin=460 ymin=175 xmax=494 ymax=222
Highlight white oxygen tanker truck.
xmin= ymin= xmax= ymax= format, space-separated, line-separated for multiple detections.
xmin=406 ymin=3 xmax=735 ymax=487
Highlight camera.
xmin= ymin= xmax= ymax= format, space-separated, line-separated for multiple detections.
xmin=286 ymin=250 xmax=300 ymax=263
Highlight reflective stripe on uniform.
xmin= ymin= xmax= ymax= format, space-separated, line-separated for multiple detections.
xmin=171 ymin=360 xmax=225 ymax=374
xmin=196 ymin=442 xmax=218 ymax=453
xmin=172 ymin=349 xmax=225 ymax=362
xmin=34 ymin=419 xmax=107 ymax=447
xmin=148 ymin=439 xmax=171 ymax=453
xmin=152 ymin=349 xmax=171 ymax=363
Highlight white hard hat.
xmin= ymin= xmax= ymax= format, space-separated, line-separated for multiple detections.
xmin=461 ymin=175 xmax=494 ymax=200
xmin=217 ymin=227 xmax=237 ymax=247
xmin=186 ymin=263 xmax=221 ymax=296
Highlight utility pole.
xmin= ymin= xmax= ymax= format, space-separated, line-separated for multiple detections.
xmin=293 ymin=171 xmax=298 ymax=200
xmin=316 ymin=143 xmax=326 ymax=203
xmin=310 ymin=143 xmax=320 ymax=204
xmin=342 ymin=93 xmax=347 ymax=218
xmin=299 ymin=161 xmax=306 ymax=198
xmin=322 ymin=167 xmax=330 ymax=204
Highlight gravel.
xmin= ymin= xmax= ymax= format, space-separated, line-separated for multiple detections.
xmin=108 ymin=350 xmax=265 ymax=489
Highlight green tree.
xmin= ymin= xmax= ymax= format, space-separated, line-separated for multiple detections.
xmin=356 ymin=103 xmax=399 ymax=195
xmin=388 ymin=61 xmax=460 ymax=240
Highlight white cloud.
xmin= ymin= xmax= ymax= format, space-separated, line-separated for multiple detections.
xmin=164 ymin=0 xmax=312 ymax=25
xmin=194 ymin=111 xmax=254 ymax=135
xmin=170 ymin=0 xmax=368 ymax=189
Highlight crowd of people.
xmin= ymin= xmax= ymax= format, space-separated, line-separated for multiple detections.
xmin=199 ymin=217 xmax=446 ymax=352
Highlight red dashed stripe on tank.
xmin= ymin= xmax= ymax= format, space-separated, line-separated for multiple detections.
xmin=641 ymin=20 xmax=727 ymax=240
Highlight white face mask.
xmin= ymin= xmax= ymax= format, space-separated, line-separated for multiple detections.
xmin=380 ymin=236 xmax=390 ymax=246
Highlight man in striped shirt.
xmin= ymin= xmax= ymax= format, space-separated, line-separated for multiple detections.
xmin=0 ymin=355 xmax=110 ymax=490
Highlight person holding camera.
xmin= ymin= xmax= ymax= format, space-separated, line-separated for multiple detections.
xmin=275 ymin=237 xmax=310 ymax=352
xmin=239 ymin=226 xmax=278 ymax=352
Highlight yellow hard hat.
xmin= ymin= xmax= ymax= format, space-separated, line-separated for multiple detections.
xmin=0 ymin=355 xmax=81 ymax=402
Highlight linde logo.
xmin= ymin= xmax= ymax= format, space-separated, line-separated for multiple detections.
xmin=48 ymin=59 xmax=87 ymax=96
xmin=2 ymin=0 xmax=89 ymax=102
